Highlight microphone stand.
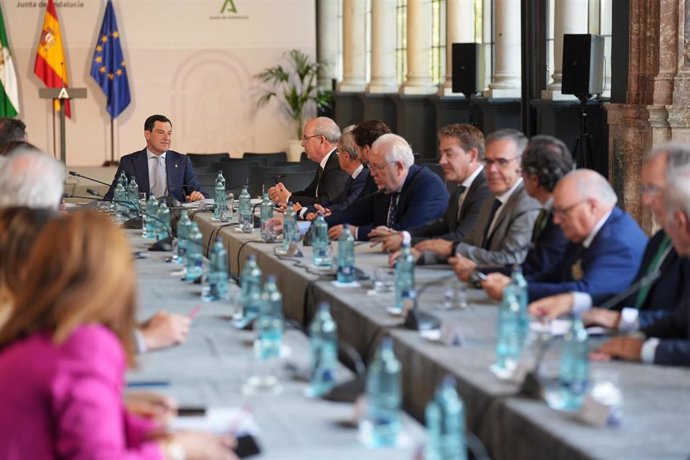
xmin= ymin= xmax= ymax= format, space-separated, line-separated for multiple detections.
xmin=401 ymin=273 xmax=456 ymax=331
xmin=68 ymin=170 xmax=111 ymax=187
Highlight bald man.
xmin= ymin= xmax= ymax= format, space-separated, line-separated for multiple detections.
xmin=520 ymin=169 xmax=647 ymax=302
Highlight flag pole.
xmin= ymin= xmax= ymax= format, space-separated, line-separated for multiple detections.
xmin=51 ymin=108 xmax=57 ymax=158
xmin=103 ymin=115 xmax=119 ymax=166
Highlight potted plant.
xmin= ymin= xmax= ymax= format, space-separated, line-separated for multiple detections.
xmin=255 ymin=49 xmax=332 ymax=161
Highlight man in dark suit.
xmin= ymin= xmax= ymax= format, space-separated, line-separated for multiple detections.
xmin=268 ymin=117 xmax=348 ymax=207
xmin=480 ymin=135 xmax=572 ymax=298
xmin=104 ymin=114 xmax=206 ymax=203
xmin=326 ymin=133 xmax=449 ymax=241
xmin=373 ymin=124 xmax=490 ymax=253
xmin=302 ymin=129 xmax=369 ymax=219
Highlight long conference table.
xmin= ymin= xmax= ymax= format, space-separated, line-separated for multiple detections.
xmin=185 ymin=209 xmax=690 ymax=460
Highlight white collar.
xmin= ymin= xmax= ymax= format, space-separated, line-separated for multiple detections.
xmin=147 ymin=149 xmax=166 ymax=160
xmin=320 ymin=148 xmax=336 ymax=170
xmin=352 ymin=164 xmax=364 ymax=179
xmin=461 ymin=164 xmax=483 ymax=188
xmin=496 ymin=177 xmax=523 ymax=204
xmin=582 ymin=208 xmax=613 ymax=248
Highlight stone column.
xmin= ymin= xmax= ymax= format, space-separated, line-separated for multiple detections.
xmin=367 ymin=0 xmax=398 ymax=93
xmin=440 ymin=0 xmax=475 ymax=96
xmin=338 ymin=0 xmax=366 ymax=92
xmin=401 ymin=0 xmax=437 ymax=95
xmin=668 ymin=0 xmax=690 ymax=140
xmin=541 ymin=0 xmax=588 ymax=100
xmin=485 ymin=0 xmax=521 ymax=98
xmin=316 ymin=0 xmax=339 ymax=89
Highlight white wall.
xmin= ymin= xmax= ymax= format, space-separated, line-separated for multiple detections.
xmin=5 ymin=0 xmax=316 ymax=165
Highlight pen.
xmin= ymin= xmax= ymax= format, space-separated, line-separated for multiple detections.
xmin=126 ymin=380 xmax=171 ymax=388
xmin=188 ymin=305 xmax=202 ymax=319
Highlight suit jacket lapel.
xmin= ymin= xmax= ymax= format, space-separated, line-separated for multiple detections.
xmin=134 ymin=149 xmax=150 ymax=195
xmin=486 ymin=182 xmax=524 ymax=245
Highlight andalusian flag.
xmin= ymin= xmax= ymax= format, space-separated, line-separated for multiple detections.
xmin=0 ymin=5 xmax=19 ymax=117
xmin=34 ymin=0 xmax=70 ymax=118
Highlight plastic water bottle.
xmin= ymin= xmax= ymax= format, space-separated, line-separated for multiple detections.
xmin=206 ymin=237 xmax=229 ymax=301
xmin=175 ymin=209 xmax=192 ymax=265
xmin=336 ymin=224 xmax=355 ymax=283
xmin=394 ymin=241 xmax=415 ymax=312
xmin=126 ymin=175 xmax=139 ymax=212
xmin=113 ymin=181 xmax=127 ymax=216
xmin=239 ymin=185 xmax=252 ymax=233
xmin=425 ymin=376 xmax=467 ymax=460
xmin=282 ymin=203 xmax=297 ymax=252
xmin=184 ymin=222 xmax=204 ymax=282
xmin=257 ymin=276 xmax=284 ymax=359
xmin=212 ymin=171 xmax=227 ymax=221
xmin=363 ymin=337 xmax=402 ymax=448
xmin=308 ymin=302 xmax=338 ymax=397
xmin=240 ymin=255 xmax=262 ymax=320
xmin=558 ymin=314 xmax=589 ymax=410
xmin=311 ymin=214 xmax=331 ymax=267
xmin=511 ymin=265 xmax=530 ymax=345
xmin=260 ymin=192 xmax=274 ymax=241
xmin=495 ymin=284 xmax=521 ymax=372
xmin=157 ymin=201 xmax=171 ymax=240
xmin=143 ymin=197 xmax=158 ymax=239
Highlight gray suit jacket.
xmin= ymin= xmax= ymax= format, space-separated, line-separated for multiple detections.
xmin=420 ymin=181 xmax=540 ymax=265
xmin=410 ymin=169 xmax=490 ymax=244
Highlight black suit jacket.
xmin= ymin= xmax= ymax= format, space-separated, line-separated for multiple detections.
xmin=291 ymin=150 xmax=349 ymax=207
xmin=642 ymin=291 xmax=690 ymax=367
xmin=409 ymin=168 xmax=491 ymax=244
xmin=326 ymin=164 xmax=449 ymax=240
xmin=104 ymin=149 xmax=207 ymax=203
xmin=305 ymin=167 xmax=369 ymax=215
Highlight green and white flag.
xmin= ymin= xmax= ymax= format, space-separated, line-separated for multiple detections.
xmin=0 ymin=5 xmax=19 ymax=117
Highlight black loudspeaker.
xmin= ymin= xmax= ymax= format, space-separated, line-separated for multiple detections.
xmin=561 ymin=34 xmax=605 ymax=99
xmin=451 ymin=43 xmax=479 ymax=97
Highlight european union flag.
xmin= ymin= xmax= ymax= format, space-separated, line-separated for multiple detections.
xmin=90 ymin=0 xmax=130 ymax=118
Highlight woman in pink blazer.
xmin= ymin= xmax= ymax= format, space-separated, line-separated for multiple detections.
xmin=0 ymin=211 xmax=235 ymax=460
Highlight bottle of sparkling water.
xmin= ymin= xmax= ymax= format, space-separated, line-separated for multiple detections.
xmin=126 ymin=175 xmax=139 ymax=212
xmin=240 ymin=255 xmax=263 ymax=320
xmin=175 ymin=209 xmax=192 ymax=265
xmin=311 ymin=214 xmax=331 ymax=267
xmin=260 ymin=192 xmax=274 ymax=241
xmin=257 ymin=276 xmax=284 ymax=359
xmin=511 ymin=265 xmax=530 ymax=345
xmin=395 ymin=241 xmax=416 ymax=312
xmin=363 ymin=337 xmax=402 ymax=448
xmin=494 ymin=284 xmax=521 ymax=372
xmin=425 ymin=376 xmax=467 ymax=460
xmin=281 ymin=203 xmax=297 ymax=252
xmin=213 ymin=171 xmax=226 ymax=221
xmin=143 ymin=197 xmax=158 ymax=239
xmin=336 ymin=224 xmax=355 ymax=283
xmin=157 ymin=201 xmax=171 ymax=240
xmin=184 ymin=222 xmax=204 ymax=282
xmin=558 ymin=314 xmax=589 ymax=410
xmin=308 ymin=301 xmax=338 ymax=397
xmin=206 ymin=237 xmax=229 ymax=301
xmin=239 ymin=185 xmax=252 ymax=233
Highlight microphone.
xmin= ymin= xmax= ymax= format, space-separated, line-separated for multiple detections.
xmin=63 ymin=193 xmax=99 ymax=200
xmin=596 ymin=270 xmax=662 ymax=310
xmin=86 ymin=188 xmax=103 ymax=198
xmin=69 ymin=170 xmax=111 ymax=186
xmin=346 ymin=188 xmax=385 ymax=207
xmin=400 ymin=273 xmax=455 ymax=331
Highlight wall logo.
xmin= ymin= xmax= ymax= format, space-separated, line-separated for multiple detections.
xmin=211 ymin=0 xmax=248 ymax=20
xmin=220 ymin=0 xmax=237 ymax=13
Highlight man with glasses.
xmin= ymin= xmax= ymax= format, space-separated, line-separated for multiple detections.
xmin=326 ymin=133 xmax=448 ymax=241
xmin=507 ymin=168 xmax=647 ymax=302
xmin=414 ymin=129 xmax=540 ymax=267
xmin=479 ymin=135 xmax=573 ymax=299
xmin=530 ymin=144 xmax=690 ymax=346
xmin=371 ymin=124 xmax=491 ymax=253
xmin=268 ymin=117 xmax=349 ymax=208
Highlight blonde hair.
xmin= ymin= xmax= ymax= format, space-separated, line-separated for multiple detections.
xmin=0 ymin=211 xmax=138 ymax=366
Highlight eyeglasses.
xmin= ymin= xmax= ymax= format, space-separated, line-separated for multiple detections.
xmin=302 ymin=134 xmax=322 ymax=142
xmin=483 ymin=155 xmax=521 ymax=168
xmin=369 ymin=161 xmax=397 ymax=171
xmin=641 ymin=184 xmax=664 ymax=196
xmin=552 ymin=199 xmax=588 ymax=218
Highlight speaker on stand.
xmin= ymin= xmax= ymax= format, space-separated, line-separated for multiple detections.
xmin=561 ymin=34 xmax=605 ymax=169
xmin=451 ymin=43 xmax=480 ymax=126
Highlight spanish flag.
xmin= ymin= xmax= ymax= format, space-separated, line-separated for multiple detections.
xmin=34 ymin=0 xmax=70 ymax=118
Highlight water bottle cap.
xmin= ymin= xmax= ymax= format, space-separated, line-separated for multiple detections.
xmin=318 ymin=301 xmax=330 ymax=312
xmin=441 ymin=375 xmax=457 ymax=388
xmin=267 ymin=275 xmax=276 ymax=283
